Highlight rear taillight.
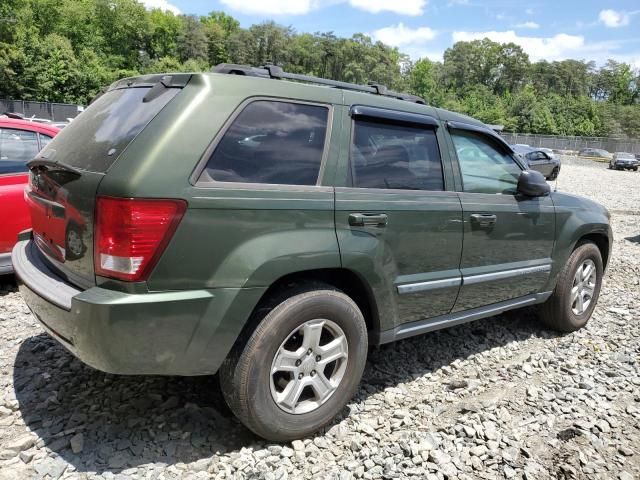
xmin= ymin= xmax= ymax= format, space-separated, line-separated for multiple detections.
xmin=94 ymin=197 xmax=186 ymax=282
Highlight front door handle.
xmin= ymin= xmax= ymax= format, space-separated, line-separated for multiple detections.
xmin=470 ymin=213 xmax=497 ymax=227
xmin=348 ymin=213 xmax=388 ymax=227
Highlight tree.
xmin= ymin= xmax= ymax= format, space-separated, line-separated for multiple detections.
xmin=177 ymin=15 xmax=208 ymax=63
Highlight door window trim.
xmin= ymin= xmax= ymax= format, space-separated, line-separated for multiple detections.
xmin=347 ymin=107 xmax=447 ymax=193
xmin=190 ymin=96 xmax=334 ymax=189
xmin=350 ymin=105 xmax=440 ymax=129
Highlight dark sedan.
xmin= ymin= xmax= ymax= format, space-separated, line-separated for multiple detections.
xmin=609 ymin=152 xmax=638 ymax=171
xmin=512 ymin=144 xmax=561 ymax=180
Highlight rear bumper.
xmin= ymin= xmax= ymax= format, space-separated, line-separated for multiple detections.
xmin=614 ymin=161 xmax=638 ymax=168
xmin=12 ymin=239 xmax=265 ymax=375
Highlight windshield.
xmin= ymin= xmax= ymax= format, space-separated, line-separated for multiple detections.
xmin=35 ymin=86 xmax=179 ymax=173
xmin=616 ymin=153 xmax=635 ymax=159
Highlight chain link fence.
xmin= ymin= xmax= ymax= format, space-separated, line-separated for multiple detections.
xmin=500 ymin=133 xmax=640 ymax=155
xmin=0 ymin=99 xmax=84 ymax=122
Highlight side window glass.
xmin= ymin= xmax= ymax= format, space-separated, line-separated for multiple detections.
xmin=200 ymin=101 xmax=328 ymax=186
xmin=0 ymin=128 xmax=39 ymax=174
xmin=350 ymin=119 xmax=444 ymax=191
xmin=450 ymin=130 xmax=522 ymax=194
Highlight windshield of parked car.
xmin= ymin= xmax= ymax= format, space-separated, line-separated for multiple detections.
xmin=615 ymin=152 xmax=635 ymax=159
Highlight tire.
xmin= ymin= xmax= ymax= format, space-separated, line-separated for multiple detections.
xmin=220 ymin=285 xmax=368 ymax=441
xmin=539 ymin=242 xmax=603 ymax=333
xmin=634 ymin=167 xmax=638 ymax=172
xmin=547 ymin=167 xmax=559 ymax=180
xmin=65 ymin=222 xmax=86 ymax=260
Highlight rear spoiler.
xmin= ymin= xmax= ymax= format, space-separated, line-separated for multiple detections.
xmin=90 ymin=73 xmax=192 ymax=105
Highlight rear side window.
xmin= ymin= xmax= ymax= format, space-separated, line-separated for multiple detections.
xmin=0 ymin=128 xmax=39 ymax=174
xmin=39 ymin=134 xmax=53 ymax=150
xmin=199 ymin=100 xmax=329 ymax=186
xmin=350 ymin=119 xmax=444 ymax=191
xmin=36 ymin=87 xmax=180 ymax=173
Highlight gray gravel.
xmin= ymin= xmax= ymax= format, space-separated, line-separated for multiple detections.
xmin=1 ymin=156 xmax=639 ymax=480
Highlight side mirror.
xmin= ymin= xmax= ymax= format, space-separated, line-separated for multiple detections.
xmin=517 ymin=170 xmax=550 ymax=197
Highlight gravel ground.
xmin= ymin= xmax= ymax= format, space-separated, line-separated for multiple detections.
xmin=1 ymin=156 xmax=639 ymax=480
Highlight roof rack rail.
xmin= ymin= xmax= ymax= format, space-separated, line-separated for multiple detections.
xmin=212 ymin=63 xmax=426 ymax=105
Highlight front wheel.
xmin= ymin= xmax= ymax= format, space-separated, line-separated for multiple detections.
xmin=220 ymin=286 xmax=368 ymax=441
xmin=539 ymin=242 xmax=603 ymax=332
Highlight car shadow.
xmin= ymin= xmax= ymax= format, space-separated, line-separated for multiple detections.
xmin=624 ymin=234 xmax=640 ymax=244
xmin=13 ymin=306 xmax=557 ymax=474
xmin=0 ymin=274 xmax=17 ymax=297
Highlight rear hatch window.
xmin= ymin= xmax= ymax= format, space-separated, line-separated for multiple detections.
xmin=41 ymin=82 xmax=182 ymax=173
xmin=27 ymin=75 xmax=189 ymax=288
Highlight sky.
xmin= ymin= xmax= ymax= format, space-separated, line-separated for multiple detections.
xmin=141 ymin=0 xmax=640 ymax=67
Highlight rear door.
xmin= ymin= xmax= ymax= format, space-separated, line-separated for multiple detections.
xmin=335 ymin=101 xmax=463 ymax=333
xmin=26 ymin=76 xmax=187 ymax=288
xmin=446 ymin=124 xmax=555 ymax=312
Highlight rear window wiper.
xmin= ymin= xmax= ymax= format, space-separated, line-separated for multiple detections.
xmin=27 ymin=158 xmax=82 ymax=176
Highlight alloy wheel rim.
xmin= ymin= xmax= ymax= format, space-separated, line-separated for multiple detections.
xmin=270 ymin=319 xmax=348 ymax=415
xmin=571 ymin=259 xmax=597 ymax=316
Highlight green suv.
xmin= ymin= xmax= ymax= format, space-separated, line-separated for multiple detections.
xmin=13 ymin=64 xmax=612 ymax=441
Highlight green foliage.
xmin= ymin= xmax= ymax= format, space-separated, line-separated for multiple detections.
xmin=0 ymin=2 xmax=638 ymax=138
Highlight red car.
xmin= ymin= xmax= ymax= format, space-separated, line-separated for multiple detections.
xmin=0 ymin=117 xmax=60 ymax=274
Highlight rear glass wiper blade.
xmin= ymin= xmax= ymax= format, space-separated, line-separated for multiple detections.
xmin=27 ymin=158 xmax=82 ymax=175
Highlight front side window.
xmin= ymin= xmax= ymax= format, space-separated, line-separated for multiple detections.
xmin=450 ymin=130 xmax=522 ymax=194
xmin=0 ymin=128 xmax=39 ymax=174
xmin=200 ymin=100 xmax=329 ymax=186
xmin=350 ymin=119 xmax=444 ymax=191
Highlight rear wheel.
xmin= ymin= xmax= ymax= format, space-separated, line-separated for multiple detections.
xmin=220 ymin=286 xmax=368 ymax=441
xmin=547 ymin=167 xmax=560 ymax=180
xmin=539 ymin=242 xmax=603 ymax=332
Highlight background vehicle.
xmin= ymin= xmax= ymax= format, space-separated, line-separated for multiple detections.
xmin=512 ymin=144 xmax=561 ymax=180
xmin=13 ymin=65 xmax=611 ymax=441
xmin=609 ymin=152 xmax=638 ymax=171
xmin=0 ymin=117 xmax=59 ymax=274
xmin=578 ymin=148 xmax=612 ymax=160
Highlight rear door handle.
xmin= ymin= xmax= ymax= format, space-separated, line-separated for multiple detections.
xmin=470 ymin=213 xmax=497 ymax=227
xmin=348 ymin=213 xmax=388 ymax=227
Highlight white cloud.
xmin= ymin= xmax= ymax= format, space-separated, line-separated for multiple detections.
xmin=514 ymin=21 xmax=539 ymax=29
xmin=525 ymin=8 xmax=534 ymax=15
xmin=140 ymin=0 xmax=181 ymax=15
xmin=451 ymin=30 xmax=640 ymax=67
xmin=219 ymin=0 xmax=319 ymax=15
xmin=452 ymin=30 xmax=588 ymax=62
xmin=371 ymin=23 xmax=436 ymax=46
xmin=599 ymin=9 xmax=631 ymax=28
xmin=220 ymin=0 xmax=426 ymax=16
xmin=348 ymin=0 xmax=426 ymax=16
xmin=371 ymin=23 xmax=438 ymax=60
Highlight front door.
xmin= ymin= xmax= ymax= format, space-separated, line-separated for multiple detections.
xmin=447 ymin=127 xmax=555 ymax=312
xmin=334 ymin=104 xmax=464 ymax=333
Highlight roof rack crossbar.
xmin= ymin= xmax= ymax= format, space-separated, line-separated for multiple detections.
xmin=212 ymin=63 xmax=426 ymax=105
